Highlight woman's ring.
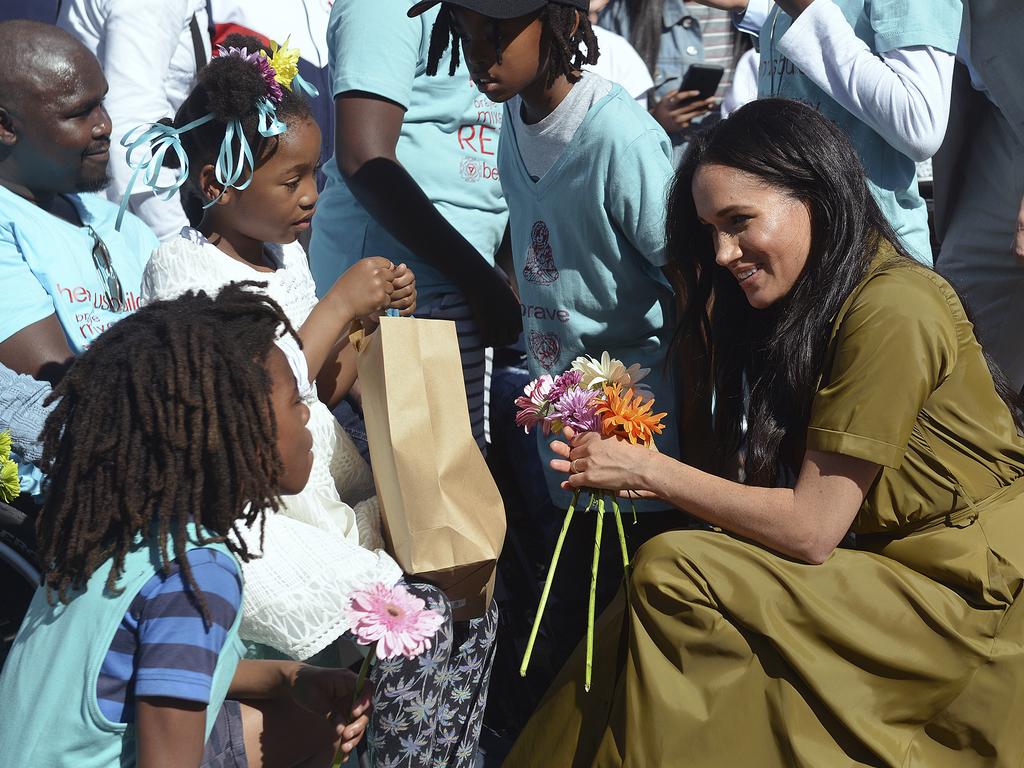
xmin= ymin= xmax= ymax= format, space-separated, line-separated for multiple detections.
xmin=571 ymin=459 xmax=580 ymax=474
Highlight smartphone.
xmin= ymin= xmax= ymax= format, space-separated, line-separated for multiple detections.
xmin=678 ymin=64 xmax=725 ymax=100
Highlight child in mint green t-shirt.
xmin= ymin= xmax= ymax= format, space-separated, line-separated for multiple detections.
xmin=412 ymin=0 xmax=680 ymax=509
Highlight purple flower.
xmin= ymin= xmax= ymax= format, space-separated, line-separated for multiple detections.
xmin=550 ymin=386 xmax=601 ymax=434
xmin=254 ymin=53 xmax=284 ymax=104
xmin=216 ymin=45 xmax=284 ymax=104
xmin=548 ymin=369 xmax=583 ymax=403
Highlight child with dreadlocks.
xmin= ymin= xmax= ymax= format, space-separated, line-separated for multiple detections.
xmin=413 ymin=0 xmax=683 ymax=667
xmin=0 ymin=284 xmax=370 ymax=767
xmin=134 ymin=35 xmax=498 ymax=768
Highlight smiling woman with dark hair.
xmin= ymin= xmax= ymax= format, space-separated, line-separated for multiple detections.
xmin=504 ymin=98 xmax=1024 ymax=768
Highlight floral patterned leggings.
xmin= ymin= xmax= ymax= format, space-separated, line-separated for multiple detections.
xmin=363 ymin=581 xmax=499 ymax=768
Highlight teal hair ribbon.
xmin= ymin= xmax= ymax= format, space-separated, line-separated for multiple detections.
xmin=256 ymin=97 xmax=287 ymax=138
xmin=117 ymin=96 xmax=292 ymax=221
xmin=290 ymin=73 xmax=320 ymax=99
xmin=115 ymin=113 xmax=215 ymax=231
xmin=205 ymin=117 xmax=255 ymax=209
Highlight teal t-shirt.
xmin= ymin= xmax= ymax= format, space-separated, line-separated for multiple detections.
xmin=498 ymin=85 xmax=679 ymax=504
xmin=308 ymin=0 xmax=507 ymax=304
xmin=757 ymin=0 xmax=962 ymax=264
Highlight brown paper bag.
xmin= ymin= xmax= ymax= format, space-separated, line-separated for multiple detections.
xmin=351 ymin=316 xmax=506 ymax=621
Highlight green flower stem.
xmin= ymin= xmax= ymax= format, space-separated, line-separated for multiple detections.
xmin=331 ymin=645 xmax=375 ymax=767
xmin=520 ymin=489 xmax=582 ymax=678
xmin=612 ymin=496 xmax=630 ymax=603
xmin=586 ymin=494 xmax=606 ymax=692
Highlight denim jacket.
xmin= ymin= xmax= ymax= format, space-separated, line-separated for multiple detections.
xmin=598 ymin=0 xmax=722 ymax=103
xmin=598 ymin=0 xmax=731 ymax=157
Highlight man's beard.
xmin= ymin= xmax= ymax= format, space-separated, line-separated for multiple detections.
xmin=75 ymin=172 xmax=111 ymax=194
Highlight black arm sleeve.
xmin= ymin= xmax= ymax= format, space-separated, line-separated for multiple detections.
xmin=346 ymin=157 xmax=493 ymax=295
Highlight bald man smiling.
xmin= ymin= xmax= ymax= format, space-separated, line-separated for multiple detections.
xmin=0 ymin=20 xmax=157 ymax=384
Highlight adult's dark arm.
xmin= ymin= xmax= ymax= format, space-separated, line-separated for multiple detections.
xmin=0 ymin=315 xmax=74 ymax=385
xmin=334 ymin=92 xmax=521 ymax=347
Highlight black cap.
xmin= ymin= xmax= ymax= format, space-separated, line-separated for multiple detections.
xmin=408 ymin=0 xmax=588 ymax=20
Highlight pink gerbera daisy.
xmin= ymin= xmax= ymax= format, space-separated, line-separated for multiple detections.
xmin=347 ymin=582 xmax=445 ymax=660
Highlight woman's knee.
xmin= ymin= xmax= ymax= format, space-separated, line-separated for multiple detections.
xmin=630 ymin=530 xmax=724 ymax=597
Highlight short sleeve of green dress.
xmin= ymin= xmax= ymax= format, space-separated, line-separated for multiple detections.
xmin=807 ymin=262 xmax=957 ymax=469
xmin=808 ymin=253 xmax=1024 ymax=535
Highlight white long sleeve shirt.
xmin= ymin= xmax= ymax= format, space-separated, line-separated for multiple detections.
xmin=58 ymin=0 xmax=210 ymax=242
xmin=739 ymin=0 xmax=955 ymax=160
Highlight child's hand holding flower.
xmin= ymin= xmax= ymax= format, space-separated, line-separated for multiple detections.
xmin=289 ymin=665 xmax=372 ymax=761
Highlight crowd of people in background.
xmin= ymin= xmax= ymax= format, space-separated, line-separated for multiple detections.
xmin=0 ymin=0 xmax=1022 ymax=766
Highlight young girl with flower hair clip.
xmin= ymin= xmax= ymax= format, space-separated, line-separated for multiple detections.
xmin=135 ymin=34 xmax=498 ymax=768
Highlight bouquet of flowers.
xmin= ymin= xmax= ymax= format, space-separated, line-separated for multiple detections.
xmin=515 ymin=353 xmax=667 ymax=691
xmin=0 ymin=432 xmax=20 ymax=504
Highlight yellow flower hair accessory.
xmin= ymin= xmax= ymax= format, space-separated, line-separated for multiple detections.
xmin=267 ymin=37 xmax=300 ymax=89
xmin=262 ymin=37 xmax=320 ymax=99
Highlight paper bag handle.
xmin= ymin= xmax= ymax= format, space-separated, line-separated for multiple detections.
xmin=348 ymin=309 xmax=401 ymax=351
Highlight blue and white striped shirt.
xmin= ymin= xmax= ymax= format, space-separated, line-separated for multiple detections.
xmin=96 ymin=547 xmax=242 ymax=723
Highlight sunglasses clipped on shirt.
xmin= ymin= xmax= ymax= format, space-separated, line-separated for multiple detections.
xmin=86 ymin=225 xmax=125 ymax=312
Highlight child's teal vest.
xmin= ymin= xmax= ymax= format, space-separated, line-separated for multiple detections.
xmin=0 ymin=525 xmax=244 ymax=767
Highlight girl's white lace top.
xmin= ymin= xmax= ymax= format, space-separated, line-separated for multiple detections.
xmin=142 ymin=228 xmax=402 ymax=660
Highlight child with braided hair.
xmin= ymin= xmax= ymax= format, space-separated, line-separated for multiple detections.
xmin=0 ymin=284 xmax=370 ymax=767
xmin=135 ymin=35 xmax=498 ymax=768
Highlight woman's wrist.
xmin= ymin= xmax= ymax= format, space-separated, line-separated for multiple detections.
xmin=637 ymin=448 xmax=671 ymax=499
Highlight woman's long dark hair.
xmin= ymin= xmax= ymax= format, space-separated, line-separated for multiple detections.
xmin=669 ymin=98 xmax=1022 ymax=486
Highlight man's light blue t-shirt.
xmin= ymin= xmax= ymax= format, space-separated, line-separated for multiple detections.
xmin=308 ymin=0 xmax=507 ymax=305
xmin=0 ymin=184 xmax=156 ymax=496
xmin=498 ymin=84 xmax=679 ymax=505
xmin=0 ymin=185 xmax=156 ymax=352
xmin=757 ymin=0 xmax=962 ymax=264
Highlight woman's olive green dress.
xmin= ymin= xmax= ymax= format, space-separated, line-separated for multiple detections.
xmin=504 ymin=254 xmax=1024 ymax=767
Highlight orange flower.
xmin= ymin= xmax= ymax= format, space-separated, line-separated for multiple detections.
xmin=596 ymin=384 xmax=667 ymax=446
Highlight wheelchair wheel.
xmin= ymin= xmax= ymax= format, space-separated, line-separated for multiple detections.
xmin=0 ymin=503 xmax=40 ymax=670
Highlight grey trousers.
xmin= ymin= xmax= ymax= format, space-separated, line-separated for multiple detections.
xmin=937 ymin=100 xmax=1024 ymax=391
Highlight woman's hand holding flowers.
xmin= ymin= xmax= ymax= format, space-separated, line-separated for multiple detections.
xmin=551 ymin=427 xmax=659 ymax=500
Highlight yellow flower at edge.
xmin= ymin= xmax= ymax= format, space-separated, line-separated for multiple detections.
xmin=267 ymin=37 xmax=300 ymax=90
xmin=0 ymin=430 xmax=11 ymax=459
xmin=0 ymin=455 xmax=19 ymax=504
xmin=596 ymin=384 xmax=667 ymax=447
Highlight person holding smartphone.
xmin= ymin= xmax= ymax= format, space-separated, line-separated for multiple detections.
xmin=594 ymin=0 xmax=744 ymax=160
xmin=687 ymin=0 xmax=961 ymax=266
